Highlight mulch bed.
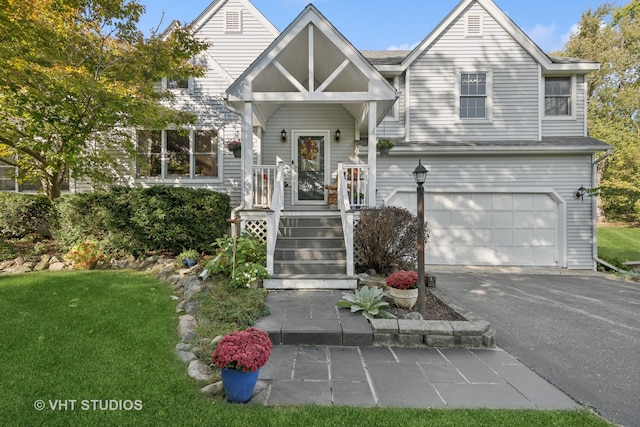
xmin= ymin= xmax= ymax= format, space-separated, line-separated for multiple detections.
xmin=385 ymin=290 xmax=465 ymax=321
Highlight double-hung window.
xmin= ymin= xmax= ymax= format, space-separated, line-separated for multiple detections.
xmin=459 ymin=72 xmax=490 ymax=120
xmin=136 ymin=129 xmax=219 ymax=179
xmin=544 ymin=76 xmax=572 ymax=117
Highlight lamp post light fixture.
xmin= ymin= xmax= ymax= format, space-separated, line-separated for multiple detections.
xmin=335 ymin=129 xmax=341 ymax=143
xmin=413 ymin=159 xmax=428 ymax=317
xmin=281 ymin=129 xmax=287 ymax=144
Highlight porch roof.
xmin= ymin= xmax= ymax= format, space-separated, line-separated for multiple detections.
xmin=226 ymin=4 xmax=398 ymax=135
xmin=357 ymin=137 xmax=612 ymax=154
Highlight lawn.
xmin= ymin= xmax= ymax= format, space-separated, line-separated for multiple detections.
xmin=0 ymin=271 xmax=610 ymax=426
xmin=598 ymin=225 xmax=640 ymax=267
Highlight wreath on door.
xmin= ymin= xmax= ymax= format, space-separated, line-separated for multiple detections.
xmin=300 ymin=138 xmax=318 ymax=161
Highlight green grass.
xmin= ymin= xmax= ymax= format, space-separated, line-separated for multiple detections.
xmin=598 ymin=225 xmax=640 ymax=268
xmin=0 ymin=271 xmax=611 ymax=426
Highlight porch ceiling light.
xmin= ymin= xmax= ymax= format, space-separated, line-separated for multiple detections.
xmin=335 ymin=129 xmax=341 ymax=143
xmin=413 ymin=159 xmax=428 ymax=185
xmin=281 ymin=129 xmax=287 ymax=144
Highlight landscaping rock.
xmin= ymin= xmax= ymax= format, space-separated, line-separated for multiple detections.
xmin=34 ymin=255 xmax=51 ymax=272
xmin=211 ymin=335 xmax=223 ymax=347
xmin=177 ymin=315 xmax=197 ymax=341
xmin=184 ymin=284 xmax=203 ymax=300
xmin=48 ymin=262 xmax=66 ymax=271
xmin=14 ymin=257 xmax=25 ymax=266
xmin=176 ymin=300 xmax=186 ymax=313
xmin=184 ymin=301 xmax=201 ymax=315
xmin=187 ymin=360 xmax=211 ymax=381
xmin=176 ymin=342 xmax=192 ymax=352
xmin=201 ymin=381 xmax=224 ymax=396
xmin=177 ymin=350 xmax=197 ymax=363
xmin=0 ymin=260 xmax=15 ymax=270
xmin=8 ymin=264 xmax=34 ymax=274
xmin=404 ymin=311 xmax=423 ymax=320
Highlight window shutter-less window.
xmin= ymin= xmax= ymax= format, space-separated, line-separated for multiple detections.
xmin=225 ymin=10 xmax=242 ymax=33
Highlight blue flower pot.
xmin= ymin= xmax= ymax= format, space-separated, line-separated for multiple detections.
xmin=221 ymin=368 xmax=260 ymax=403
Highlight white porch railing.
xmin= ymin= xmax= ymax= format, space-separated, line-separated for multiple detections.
xmin=341 ymin=164 xmax=369 ymax=208
xmin=266 ymin=162 xmax=285 ymax=275
xmin=337 ymin=163 xmax=355 ymax=276
xmin=253 ymin=165 xmax=278 ymax=208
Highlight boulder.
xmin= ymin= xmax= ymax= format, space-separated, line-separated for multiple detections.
xmin=48 ymin=262 xmax=66 ymax=271
xmin=200 ymin=381 xmax=224 ymax=396
xmin=177 ymin=315 xmax=197 ymax=341
xmin=187 ymin=360 xmax=211 ymax=381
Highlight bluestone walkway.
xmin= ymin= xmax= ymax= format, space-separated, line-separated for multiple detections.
xmin=252 ymin=290 xmax=579 ymax=409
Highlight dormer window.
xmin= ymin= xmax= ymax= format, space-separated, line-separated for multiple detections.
xmin=225 ymin=10 xmax=242 ymax=33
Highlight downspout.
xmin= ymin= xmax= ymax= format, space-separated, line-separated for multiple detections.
xmin=225 ymin=100 xmax=246 ymax=237
xmin=592 ymin=148 xmax=614 ymax=270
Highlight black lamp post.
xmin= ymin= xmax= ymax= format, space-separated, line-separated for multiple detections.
xmin=413 ymin=159 xmax=428 ymax=317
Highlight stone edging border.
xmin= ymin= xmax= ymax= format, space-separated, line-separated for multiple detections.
xmin=369 ymin=289 xmax=496 ymax=349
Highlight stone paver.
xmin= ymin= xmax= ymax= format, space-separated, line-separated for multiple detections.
xmin=255 ymin=345 xmax=580 ymax=409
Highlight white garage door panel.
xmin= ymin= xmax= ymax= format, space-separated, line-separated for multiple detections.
xmin=388 ymin=192 xmax=558 ymax=267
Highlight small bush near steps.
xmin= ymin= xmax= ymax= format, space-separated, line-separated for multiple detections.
xmin=355 ymin=206 xmax=426 ymax=274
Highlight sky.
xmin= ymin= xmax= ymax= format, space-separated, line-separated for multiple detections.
xmin=137 ymin=0 xmax=622 ymax=53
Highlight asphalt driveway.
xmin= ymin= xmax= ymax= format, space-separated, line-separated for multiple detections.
xmin=433 ymin=270 xmax=640 ymax=427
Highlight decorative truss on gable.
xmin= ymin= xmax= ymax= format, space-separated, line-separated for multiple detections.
xmin=226 ymin=5 xmax=397 ymax=130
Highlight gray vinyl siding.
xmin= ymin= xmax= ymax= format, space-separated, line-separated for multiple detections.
xmin=408 ymin=3 xmax=539 ymax=142
xmin=542 ymin=75 xmax=586 ymax=137
xmin=264 ymin=104 xmax=357 ymax=208
xmin=377 ymin=74 xmax=405 ymax=139
xmin=369 ymin=153 xmax=594 ymax=269
xmin=196 ymin=0 xmax=276 ymax=79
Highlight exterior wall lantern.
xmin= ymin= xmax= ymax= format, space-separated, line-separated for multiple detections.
xmin=413 ymin=159 xmax=429 ymax=317
xmin=574 ymin=185 xmax=587 ymax=201
xmin=335 ymin=129 xmax=341 ymax=143
xmin=281 ymin=129 xmax=287 ymax=144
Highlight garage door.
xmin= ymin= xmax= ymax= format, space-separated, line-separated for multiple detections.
xmin=388 ymin=192 xmax=558 ymax=266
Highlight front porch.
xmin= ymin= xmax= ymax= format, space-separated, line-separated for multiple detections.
xmin=237 ymin=163 xmax=368 ymax=289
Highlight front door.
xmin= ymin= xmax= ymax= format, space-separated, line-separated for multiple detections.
xmin=292 ymin=131 xmax=330 ymax=205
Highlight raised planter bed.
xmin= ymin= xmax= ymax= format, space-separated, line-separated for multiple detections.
xmin=369 ymin=289 xmax=496 ymax=349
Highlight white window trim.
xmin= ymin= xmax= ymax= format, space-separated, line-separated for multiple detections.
xmin=455 ymin=69 xmax=493 ymax=124
xmin=162 ymin=76 xmax=194 ymax=94
xmin=542 ymin=75 xmax=577 ymax=121
xmin=466 ymin=14 xmax=484 ymax=37
xmin=224 ymin=9 xmax=243 ymax=34
xmin=134 ymin=129 xmax=223 ymax=183
xmin=383 ymin=76 xmax=400 ymax=121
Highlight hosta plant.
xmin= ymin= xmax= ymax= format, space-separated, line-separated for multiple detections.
xmin=337 ymin=286 xmax=397 ymax=320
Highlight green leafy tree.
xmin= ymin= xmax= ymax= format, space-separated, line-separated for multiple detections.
xmin=560 ymin=1 xmax=640 ymax=221
xmin=0 ymin=0 xmax=208 ymax=200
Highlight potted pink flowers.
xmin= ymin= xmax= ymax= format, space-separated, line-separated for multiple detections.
xmin=225 ymin=139 xmax=242 ymax=158
xmin=386 ymin=270 xmax=419 ymax=309
xmin=211 ymin=327 xmax=273 ymax=403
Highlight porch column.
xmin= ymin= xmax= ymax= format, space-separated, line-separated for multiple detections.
xmin=367 ymin=101 xmax=377 ymax=207
xmin=242 ymin=102 xmax=254 ymax=209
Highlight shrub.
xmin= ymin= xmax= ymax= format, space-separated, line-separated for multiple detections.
xmin=176 ymin=249 xmax=200 ymax=267
xmin=0 ymin=193 xmax=52 ymax=238
xmin=355 ymin=206 xmax=425 ymax=274
xmin=207 ymin=233 xmax=267 ymax=277
xmin=51 ymin=186 xmax=231 ymax=256
xmin=207 ymin=233 xmax=269 ymax=288
xmin=63 ymin=240 xmax=106 ymax=264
